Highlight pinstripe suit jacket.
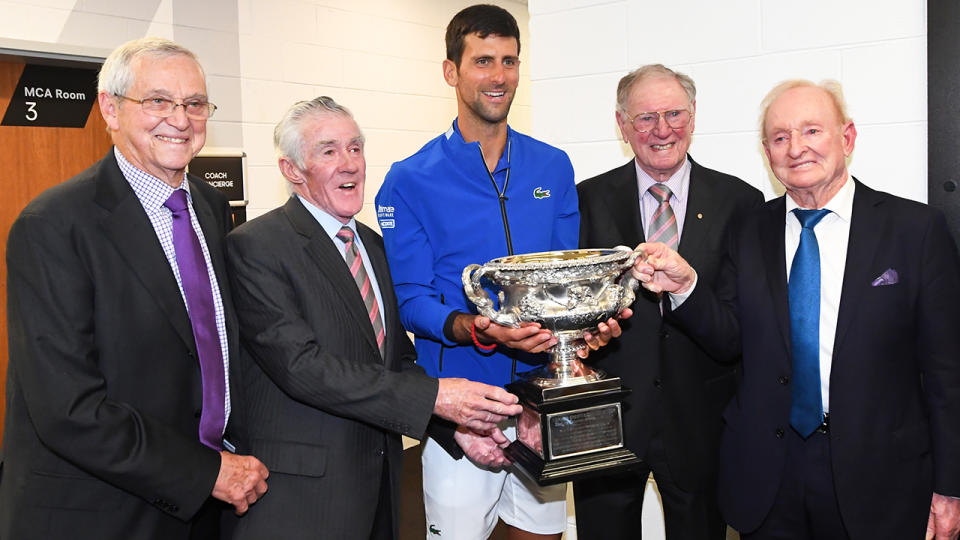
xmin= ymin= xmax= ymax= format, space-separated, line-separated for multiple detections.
xmin=225 ymin=196 xmax=438 ymax=540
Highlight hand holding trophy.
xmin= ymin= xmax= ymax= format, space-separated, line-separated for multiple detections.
xmin=462 ymin=246 xmax=644 ymax=485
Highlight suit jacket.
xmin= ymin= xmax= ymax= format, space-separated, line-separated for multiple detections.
xmin=0 ymin=150 xmax=234 ymax=539
xmin=577 ymin=157 xmax=763 ymax=489
xmin=225 ymin=197 xmax=439 ymax=540
xmin=672 ymin=179 xmax=960 ymax=538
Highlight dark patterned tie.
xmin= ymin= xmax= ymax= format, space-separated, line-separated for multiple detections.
xmin=336 ymin=226 xmax=385 ymax=358
xmin=789 ymin=208 xmax=831 ymax=438
xmin=163 ymin=189 xmax=225 ymax=450
xmin=647 ymin=184 xmax=679 ymax=249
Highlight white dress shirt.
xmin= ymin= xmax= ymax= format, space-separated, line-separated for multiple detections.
xmin=784 ymin=177 xmax=854 ymax=414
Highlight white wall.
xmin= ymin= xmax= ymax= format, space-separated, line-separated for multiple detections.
xmin=528 ymin=0 xmax=928 ymax=204
xmin=0 ymin=0 xmax=531 ymax=222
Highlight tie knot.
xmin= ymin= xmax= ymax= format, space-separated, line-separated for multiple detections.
xmin=793 ymin=208 xmax=830 ymax=229
xmin=648 ymin=183 xmax=673 ymax=203
xmin=336 ymin=226 xmax=355 ymax=244
xmin=163 ymin=189 xmax=189 ymax=214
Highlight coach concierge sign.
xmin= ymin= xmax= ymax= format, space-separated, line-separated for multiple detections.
xmin=188 ymin=149 xmax=249 ymax=226
xmin=2 ymin=64 xmax=98 ymax=128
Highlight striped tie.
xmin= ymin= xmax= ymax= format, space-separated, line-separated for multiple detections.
xmin=336 ymin=226 xmax=385 ymax=358
xmin=647 ymin=183 xmax=679 ymax=249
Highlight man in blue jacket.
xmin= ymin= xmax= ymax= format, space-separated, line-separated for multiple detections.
xmin=376 ymin=5 xmax=620 ymax=539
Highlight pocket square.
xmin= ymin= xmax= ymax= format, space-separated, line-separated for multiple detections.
xmin=871 ymin=268 xmax=899 ymax=287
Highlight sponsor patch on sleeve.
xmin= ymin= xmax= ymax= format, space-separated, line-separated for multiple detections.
xmin=377 ymin=204 xmax=395 ymax=229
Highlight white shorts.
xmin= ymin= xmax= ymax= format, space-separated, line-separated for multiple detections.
xmin=421 ymin=423 xmax=567 ymax=539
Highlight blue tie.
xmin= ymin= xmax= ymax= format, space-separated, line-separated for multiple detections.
xmin=789 ymin=208 xmax=831 ymax=438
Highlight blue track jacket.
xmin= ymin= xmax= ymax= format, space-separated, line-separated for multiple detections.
xmin=376 ymin=120 xmax=578 ymax=387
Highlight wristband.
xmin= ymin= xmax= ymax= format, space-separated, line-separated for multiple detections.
xmin=471 ymin=320 xmax=497 ymax=351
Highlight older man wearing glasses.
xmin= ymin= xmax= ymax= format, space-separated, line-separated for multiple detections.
xmin=573 ymin=64 xmax=763 ymax=540
xmin=0 ymin=37 xmax=268 ymax=540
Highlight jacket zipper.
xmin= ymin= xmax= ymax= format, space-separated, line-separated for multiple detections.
xmin=438 ymin=293 xmax=446 ymax=372
xmin=477 ymin=142 xmax=517 ymax=382
xmin=478 ymin=142 xmax=514 ymax=256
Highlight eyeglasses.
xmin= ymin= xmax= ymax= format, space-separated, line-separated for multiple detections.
xmin=115 ymin=94 xmax=217 ymax=119
xmin=626 ymin=109 xmax=692 ymax=133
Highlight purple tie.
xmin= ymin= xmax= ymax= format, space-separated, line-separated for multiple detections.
xmin=164 ymin=189 xmax=226 ymax=450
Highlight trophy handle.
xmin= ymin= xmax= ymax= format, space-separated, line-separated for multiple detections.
xmin=461 ymin=264 xmax=520 ymax=327
xmin=614 ymin=245 xmax=646 ymax=312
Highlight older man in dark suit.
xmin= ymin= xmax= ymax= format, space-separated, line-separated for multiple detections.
xmin=225 ymin=96 xmax=524 ymax=540
xmin=575 ymin=64 xmax=763 ymax=540
xmin=0 ymin=37 xmax=268 ymax=540
xmin=635 ymin=80 xmax=960 ymax=539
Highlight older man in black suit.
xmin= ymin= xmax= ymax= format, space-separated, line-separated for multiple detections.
xmin=1 ymin=37 xmax=268 ymax=540
xmin=575 ymin=64 xmax=763 ymax=540
xmin=635 ymin=80 xmax=960 ymax=539
xmin=225 ymin=96 xmax=525 ymax=540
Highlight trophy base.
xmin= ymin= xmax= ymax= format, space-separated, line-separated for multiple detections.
xmin=506 ymin=375 xmax=640 ymax=486
xmin=506 ymin=440 xmax=642 ymax=486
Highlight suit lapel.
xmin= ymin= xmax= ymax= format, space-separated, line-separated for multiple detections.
xmin=94 ymin=152 xmax=198 ymax=355
xmin=833 ymin=179 xmax=883 ymax=353
xmin=189 ymin=180 xmax=238 ymax=357
xmin=190 ymin=179 xmax=227 ymax=290
xmin=677 ymin=158 xmax=710 ymax=258
xmin=760 ymin=197 xmax=792 ymax=357
xmin=359 ymin=224 xmax=396 ymax=367
xmin=603 ymin=160 xmax=646 ymax=245
xmin=283 ymin=197 xmax=380 ymax=357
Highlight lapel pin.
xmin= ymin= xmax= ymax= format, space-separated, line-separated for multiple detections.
xmin=697 ymin=213 xmax=703 ymax=219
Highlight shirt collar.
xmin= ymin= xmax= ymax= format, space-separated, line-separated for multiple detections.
xmin=784 ymin=174 xmax=855 ymax=224
xmin=635 ymin=156 xmax=691 ymax=203
xmin=114 ymin=146 xmax=190 ymax=211
xmin=446 ymin=119 xmax=513 ymax=174
xmin=295 ymin=194 xmax=358 ymax=243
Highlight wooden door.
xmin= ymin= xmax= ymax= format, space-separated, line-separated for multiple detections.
xmin=0 ymin=59 xmax=112 ymax=441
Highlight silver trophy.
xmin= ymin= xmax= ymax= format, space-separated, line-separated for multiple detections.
xmin=462 ymin=247 xmax=644 ymax=485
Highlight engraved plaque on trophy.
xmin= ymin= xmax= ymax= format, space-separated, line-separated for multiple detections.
xmin=462 ymin=248 xmax=644 ymax=485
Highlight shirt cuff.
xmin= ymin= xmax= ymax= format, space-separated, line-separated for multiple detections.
xmin=668 ymin=271 xmax=698 ymax=310
xmin=443 ymin=310 xmax=465 ymax=343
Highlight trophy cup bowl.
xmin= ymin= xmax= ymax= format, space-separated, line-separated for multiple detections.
xmin=462 ymin=247 xmax=645 ymax=485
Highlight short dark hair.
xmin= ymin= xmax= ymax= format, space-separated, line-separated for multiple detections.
xmin=445 ymin=4 xmax=521 ymax=67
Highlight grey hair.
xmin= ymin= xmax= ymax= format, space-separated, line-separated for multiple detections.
xmin=759 ymin=79 xmax=851 ymax=141
xmin=616 ymin=64 xmax=696 ymax=114
xmin=98 ymin=37 xmax=202 ymax=97
xmin=274 ymin=96 xmax=361 ymax=169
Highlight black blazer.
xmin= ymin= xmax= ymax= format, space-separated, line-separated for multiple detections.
xmin=577 ymin=156 xmax=763 ymax=489
xmin=672 ymin=180 xmax=960 ymax=538
xmin=1 ymin=150 xmax=233 ymax=539
xmin=225 ymin=197 xmax=438 ymax=540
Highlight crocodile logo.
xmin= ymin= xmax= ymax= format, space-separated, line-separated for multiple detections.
xmin=533 ymin=186 xmax=551 ymax=199
xmin=429 ymin=524 xmax=442 ymax=536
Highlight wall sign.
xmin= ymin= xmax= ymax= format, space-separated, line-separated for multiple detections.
xmin=188 ymin=155 xmax=246 ymax=201
xmin=1 ymin=64 xmax=98 ymax=128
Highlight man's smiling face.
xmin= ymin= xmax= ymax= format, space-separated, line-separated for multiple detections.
xmin=762 ymin=85 xmax=855 ymax=202
xmin=285 ymin=112 xmax=366 ymax=224
xmin=446 ymin=32 xmax=520 ymax=126
xmin=617 ymin=75 xmax=695 ymax=181
xmin=104 ymin=53 xmax=208 ymax=186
